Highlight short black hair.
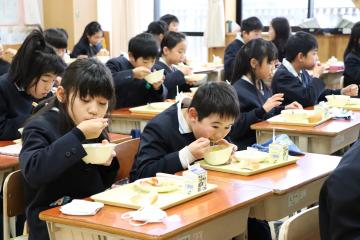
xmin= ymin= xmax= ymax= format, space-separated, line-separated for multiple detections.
xmin=231 ymin=38 xmax=277 ymax=84
xmin=128 ymin=33 xmax=159 ymax=60
xmin=344 ymin=21 xmax=360 ymax=59
xmin=160 ymin=14 xmax=179 ymax=26
xmin=161 ymin=31 xmax=186 ymax=54
xmin=241 ymin=16 xmax=263 ymax=33
xmin=80 ymin=21 xmax=103 ymax=43
xmin=285 ymin=31 xmax=318 ymax=62
xmin=44 ymin=28 xmax=68 ymax=49
xmin=146 ymin=20 xmax=168 ymax=35
xmin=190 ymin=82 xmax=240 ymax=121
xmin=9 ymin=29 xmax=66 ymax=91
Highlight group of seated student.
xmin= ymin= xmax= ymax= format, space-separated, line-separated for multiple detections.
xmin=224 ymin=16 xmax=263 ymax=81
xmin=106 ymin=33 xmax=167 ymax=108
xmin=272 ymin=31 xmax=358 ymax=108
xmin=70 ymin=21 xmax=109 ymax=58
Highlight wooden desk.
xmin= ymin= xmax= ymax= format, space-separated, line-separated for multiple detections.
xmin=251 ymin=113 xmax=360 ymax=154
xmin=40 ymin=179 xmax=271 ymax=240
xmin=192 ymin=65 xmax=224 ymax=82
xmin=108 ymin=133 xmax=131 ymax=143
xmin=109 ymin=108 xmax=157 ymax=134
xmin=208 ymin=153 xmax=341 ymax=221
xmin=0 ymin=141 xmax=20 ymax=186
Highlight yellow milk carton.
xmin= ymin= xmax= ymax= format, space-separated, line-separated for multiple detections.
xmin=182 ymin=163 xmax=207 ymax=194
xmin=269 ymin=142 xmax=288 ymax=163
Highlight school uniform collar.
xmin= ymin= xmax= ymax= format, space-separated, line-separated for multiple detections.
xmin=177 ymin=99 xmax=192 ymax=134
xmin=282 ymin=59 xmax=303 ymax=81
xmin=159 ymin=57 xmax=174 ymax=71
xmin=236 ymin=33 xmax=245 ymax=44
xmin=14 ymin=83 xmax=25 ymax=92
xmin=241 ymin=75 xmax=264 ymax=95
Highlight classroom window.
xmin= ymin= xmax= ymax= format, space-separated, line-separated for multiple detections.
xmin=155 ymin=0 xmax=208 ymax=63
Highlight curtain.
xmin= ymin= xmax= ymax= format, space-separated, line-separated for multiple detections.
xmin=205 ymin=0 xmax=225 ymax=48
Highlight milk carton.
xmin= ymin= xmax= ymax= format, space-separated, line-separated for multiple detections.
xmin=269 ymin=142 xmax=288 ymax=163
xmin=182 ymin=164 xmax=207 ymax=194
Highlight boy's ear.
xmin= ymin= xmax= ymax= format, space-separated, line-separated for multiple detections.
xmin=128 ymin=52 xmax=134 ymax=60
xmin=187 ymin=107 xmax=198 ymax=122
xmin=56 ymin=86 xmax=66 ymax=103
xmin=250 ymin=58 xmax=258 ymax=69
xmin=297 ymin=52 xmax=305 ymax=62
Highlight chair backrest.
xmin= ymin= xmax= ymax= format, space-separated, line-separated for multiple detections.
xmin=114 ymin=138 xmax=140 ymax=181
xmin=3 ymin=170 xmax=26 ymax=239
xmin=278 ymin=206 xmax=320 ymax=240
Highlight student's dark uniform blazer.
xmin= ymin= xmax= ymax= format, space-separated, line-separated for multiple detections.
xmin=130 ymin=104 xmax=195 ymax=181
xmin=152 ymin=60 xmax=190 ymax=99
xmin=0 ymin=73 xmax=52 ymax=140
xmin=0 ymin=59 xmax=10 ymax=76
xmin=319 ymin=139 xmax=360 ymax=240
xmin=106 ymin=56 xmax=167 ymax=108
xmin=343 ymin=51 xmax=360 ymax=88
xmin=229 ymin=79 xmax=282 ymax=150
xmin=70 ymin=38 xmax=102 ymax=58
xmin=20 ymin=105 xmax=119 ymax=240
xmin=224 ymin=39 xmax=244 ymax=81
xmin=272 ymin=64 xmax=340 ymax=107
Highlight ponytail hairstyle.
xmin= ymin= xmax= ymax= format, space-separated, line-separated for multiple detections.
xmin=9 ymin=29 xmax=66 ymax=90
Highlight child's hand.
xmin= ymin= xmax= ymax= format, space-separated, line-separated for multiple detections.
xmin=312 ymin=62 xmax=325 ymax=78
xmin=341 ymin=84 xmax=359 ymax=96
xmin=77 ymin=118 xmax=108 ymax=139
xmin=285 ymin=101 xmax=303 ymax=110
xmin=100 ymin=139 xmax=116 ymax=166
xmin=188 ymin=137 xmax=210 ymax=159
xmin=97 ymin=48 xmax=109 ymax=56
xmin=152 ymin=78 xmax=164 ymax=90
xmin=263 ymin=93 xmax=284 ymax=112
xmin=179 ymin=65 xmax=192 ymax=76
xmin=133 ymin=67 xmax=151 ymax=79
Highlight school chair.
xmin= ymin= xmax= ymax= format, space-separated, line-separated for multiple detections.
xmin=114 ymin=138 xmax=140 ymax=181
xmin=3 ymin=170 xmax=28 ymax=240
xmin=278 ymin=205 xmax=320 ymax=240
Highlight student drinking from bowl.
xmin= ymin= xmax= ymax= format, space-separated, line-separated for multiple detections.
xmin=229 ymin=38 xmax=302 ymax=150
xmin=152 ymin=31 xmax=194 ymax=99
xmin=106 ymin=33 xmax=167 ymax=108
xmin=20 ymin=58 xmax=119 ymax=240
xmin=272 ymin=31 xmax=358 ymax=108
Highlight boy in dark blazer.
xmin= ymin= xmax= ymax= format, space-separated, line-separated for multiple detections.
xmin=272 ymin=31 xmax=358 ymax=107
xmin=106 ymin=33 xmax=167 ymax=108
xmin=224 ymin=16 xmax=263 ymax=81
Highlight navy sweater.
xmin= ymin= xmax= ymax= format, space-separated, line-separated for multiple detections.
xmin=0 ymin=73 xmax=52 ymax=140
xmin=224 ymin=39 xmax=244 ymax=81
xmin=152 ymin=60 xmax=190 ymax=99
xmin=343 ymin=51 xmax=360 ymax=88
xmin=0 ymin=59 xmax=10 ymax=76
xmin=319 ymin=139 xmax=360 ymax=240
xmin=70 ymin=38 xmax=102 ymax=58
xmin=229 ymin=79 xmax=281 ymax=150
xmin=20 ymin=105 xmax=119 ymax=240
xmin=272 ymin=64 xmax=341 ymax=107
xmin=130 ymin=104 xmax=196 ymax=181
xmin=106 ymin=56 xmax=167 ymax=108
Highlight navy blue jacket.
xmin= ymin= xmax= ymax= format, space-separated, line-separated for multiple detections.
xmin=20 ymin=104 xmax=119 ymax=240
xmin=0 ymin=59 xmax=10 ymax=76
xmin=0 ymin=73 xmax=52 ymax=140
xmin=319 ymin=139 xmax=360 ymax=240
xmin=343 ymin=51 xmax=360 ymax=87
xmin=106 ymin=56 xmax=167 ymax=108
xmin=224 ymin=39 xmax=244 ymax=81
xmin=130 ymin=104 xmax=195 ymax=181
xmin=272 ymin=64 xmax=340 ymax=107
xmin=229 ymin=79 xmax=281 ymax=150
xmin=70 ymin=38 xmax=102 ymax=58
xmin=152 ymin=60 xmax=190 ymax=99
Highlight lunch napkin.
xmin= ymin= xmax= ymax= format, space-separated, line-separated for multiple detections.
xmin=251 ymin=134 xmax=305 ymax=156
xmin=60 ymin=199 xmax=104 ymax=216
